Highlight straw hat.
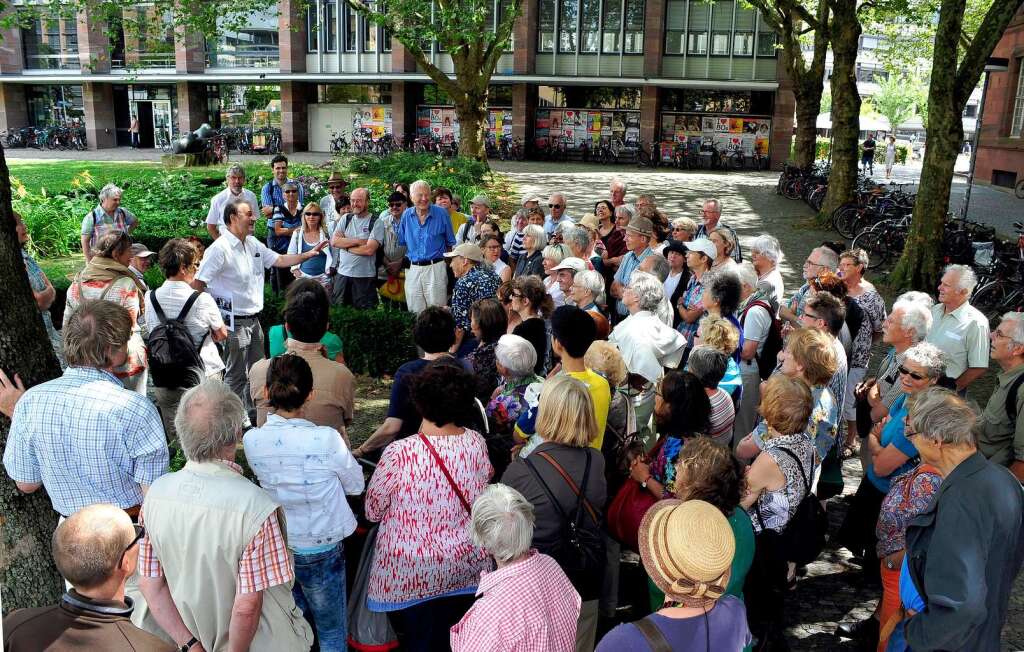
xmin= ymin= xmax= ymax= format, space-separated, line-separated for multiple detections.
xmin=638 ymin=499 xmax=734 ymax=608
xmin=578 ymin=213 xmax=600 ymax=230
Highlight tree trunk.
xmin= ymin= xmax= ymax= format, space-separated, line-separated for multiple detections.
xmin=819 ymin=0 xmax=861 ymax=222
xmin=793 ymin=91 xmax=823 ymax=168
xmin=455 ymin=99 xmax=488 ymax=162
xmin=0 ymin=145 xmax=65 ymax=612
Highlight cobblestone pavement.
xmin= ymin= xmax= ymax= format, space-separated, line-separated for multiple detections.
xmin=496 ymin=160 xmax=1024 ymax=651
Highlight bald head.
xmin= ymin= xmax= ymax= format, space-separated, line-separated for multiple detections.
xmin=53 ymin=504 xmax=135 ymax=589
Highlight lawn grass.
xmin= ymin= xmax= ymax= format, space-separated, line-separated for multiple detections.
xmin=8 ymin=161 xmax=165 ymax=193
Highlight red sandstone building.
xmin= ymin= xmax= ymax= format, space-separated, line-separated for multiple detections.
xmin=0 ymin=0 xmax=796 ymax=166
xmin=974 ymin=6 xmax=1024 ymax=189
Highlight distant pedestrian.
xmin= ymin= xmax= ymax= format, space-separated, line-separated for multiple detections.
xmin=885 ymin=135 xmax=897 ymax=178
xmin=862 ymin=133 xmax=877 ymax=175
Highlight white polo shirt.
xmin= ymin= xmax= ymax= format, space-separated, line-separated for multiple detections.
xmin=206 ymin=187 xmax=260 ymax=234
xmin=926 ymin=301 xmax=990 ymax=379
xmin=145 ymin=281 xmax=226 ymax=376
xmin=195 ymin=230 xmax=279 ymax=316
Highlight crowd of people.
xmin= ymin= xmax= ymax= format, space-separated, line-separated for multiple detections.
xmin=2 ymin=161 xmax=1024 ymax=652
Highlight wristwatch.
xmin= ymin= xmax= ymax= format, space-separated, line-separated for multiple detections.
xmin=179 ymin=637 xmax=198 ymax=652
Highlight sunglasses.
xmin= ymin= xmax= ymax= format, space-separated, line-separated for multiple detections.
xmin=549 ymin=203 xmax=563 ymax=209
xmin=897 ymin=365 xmax=927 ymax=381
xmin=123 ymin=524 xmax=145 ymax=557
xmin=389 ymin=202 xmax=405 ymax=208
xmin=303 ymin=212 xmax=322 ymax=217
xmin=284 ymin=189 xmax=298 ymax=194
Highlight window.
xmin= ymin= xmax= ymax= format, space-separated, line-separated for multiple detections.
xmin=734 ymin=32 xmax=754 ymax=56
xmin=1012 ymin=58 xmax=1024 ymax=137
xmin=623 ymin=0 xmax=643 ymax=53
xmin=344 ymin=4 xmax=357 ymax=52
xmin=539 ymin=0 xmax=555 ymax=51
xmin=711 ymin=32 xmax=730 ymax=55
xmin=665 ymin=0 xmax=685 ymax=55
xmin=687 ymin=32 xmax=707 ymax=55
xmin=602 ymin=0 xmax=621 ymax=53
xmin=306 ymin=4 xmax=319 ymax=52
xmin=963 ymin=104 xmax=977 ymax=118
xmin=559 ymin=0 xmax=578 ymax=53
xmin=581 ymin=0 xmax=600 ymax=52
xmin=756 ymin=31 xmax=776 ymax=56
xmin=363 ymin=14 xmax=377 ymax=52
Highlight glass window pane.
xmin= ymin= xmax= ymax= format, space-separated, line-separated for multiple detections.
xmin=559 ymin=0 xmax=578 ymax=53
xmin=665 ymin=30 xmax=684 ymax=55
xmin=602 ymin=0 xmax=621 ymax=53
xmin=623 ymin=0 xmax=643 ymax=53
xmin=363 ymin=16 xmax=377 ymax=52
xmin=539 ymin=0 xmax=555 ymax=51
xmin=581 ymin=0 xmax=600 ymax=53
xmin=687 ymin=32 xmax=707 ymax=55
xmin=326 ymin=2 xmax=337 ymax=51
xmin=307 ymin=3 xmax=319 ymax=53
xmin=711 ymin=32 xmax=729 ymax=55
xmin=734 ymin=32 xmax=753 ymax=56
xmin=756 ymin=31 xmax=776 ymax=56
xmin=345 ymin=4 xmax=356 ymax=51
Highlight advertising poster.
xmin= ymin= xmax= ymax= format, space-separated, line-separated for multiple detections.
xmin=741 ymin=133 xmax=756 ymax=154
xmin=755 ymin=138 xmax=769 ymax=155
xmin=536 ymin=110 xmax=551 ymax=130
xmin=416 ymin=107 xmax=431 ymax=130
xmin=730 ymin=118 xmax=744 ymax=133
xmin=713 ymin=133 xmax=731 ymax=149
xmin=551 ymin=112 xmax=563 ymax=131
xmin=702 ymin=117 xmax=716 ymax=132
xmin=716 ymin=117 xmax=730 ymax=133
xmin=590 ymin=112 xmax=602 ymax=132
xmin=430 ymin=108 xmax=442 ymax=124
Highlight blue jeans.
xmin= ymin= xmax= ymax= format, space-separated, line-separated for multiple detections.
xmin=292 ymin=544 xmax=347 ymax=652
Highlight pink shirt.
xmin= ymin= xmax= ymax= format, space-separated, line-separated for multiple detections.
xmin=365 ymin=430 xmax=493 ymax=608
xmin=451 ymin=551 xmax=581 ymax=652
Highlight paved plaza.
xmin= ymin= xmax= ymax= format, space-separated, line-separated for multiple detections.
xmin=9 ymin=150 xmax=1023 ymax=649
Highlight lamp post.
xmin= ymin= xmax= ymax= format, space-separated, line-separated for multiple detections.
xmin=961 ymin=57 xmax=1009 ymax=219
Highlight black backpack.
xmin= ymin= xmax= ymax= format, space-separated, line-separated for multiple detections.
xmin=524 ymin=449 xmax=605 ymax=601
xmin=741 ymin=298 xmax=784 ymax=380
xmin=1007 ymin=372 xmax=1024 ymax=428
xmin=147 ymin=292 xmax=206 ymax=390
xmin=755 ymin=446 xmax=828 ymax=567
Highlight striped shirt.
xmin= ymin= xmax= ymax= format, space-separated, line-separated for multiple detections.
xmin=2 ymin=366 xmax=168 ymax=516
xmin=137 ymin=460 xmax=293 ymax=594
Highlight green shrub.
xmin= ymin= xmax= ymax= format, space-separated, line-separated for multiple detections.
xmin=13 ymin=190 xmax=94 ymax=258
xmin=346 ymin=152 xmax=491 ymax=215
xmin=258 ymin=289 xmax=416 ymax=376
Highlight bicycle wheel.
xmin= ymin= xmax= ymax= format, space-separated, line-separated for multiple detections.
xmin=782 ymin=179 xmax=803 ymax=201
xmin=852 ymin=225 xmax=893 ymax=269
xmin=972 ymin=281 xmax=1013 ymax=319
xmin=831 ymin=204 xmax=861 ymax=239
xmin=1015 ymin=180 xmax=1024 ymax=200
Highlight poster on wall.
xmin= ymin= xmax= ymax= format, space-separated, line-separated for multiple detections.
xmin=755 ymin=138 xmax=769 ymax=155
xmin=701 ymin=117 xmax=716 ymax=132
xmin=715 ymin=118 xmax=730 ymax=133
xmin=551 ymin=112 xmax=563 ymax=131
xmin=729 ymin=118 xmax=744 ymax=133
xmin=740 ymin=133 xmax=756 ymax=155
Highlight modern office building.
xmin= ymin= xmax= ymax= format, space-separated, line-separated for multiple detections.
xmin=0 ymin=0 xmax=794 ymax=165
xmin=973 ymin=6 xmax=1024 ymax=189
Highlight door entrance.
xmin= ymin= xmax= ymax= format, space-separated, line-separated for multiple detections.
xmin=135 ymin=101 xmax=154 ymax=148
xmin=131 ymin=99 xmax=173 ymax=149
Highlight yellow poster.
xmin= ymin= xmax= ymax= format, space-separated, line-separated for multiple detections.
xmin=372 ymin=107 xmax=385 ymax=122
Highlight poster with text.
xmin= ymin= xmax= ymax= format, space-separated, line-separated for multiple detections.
xmin=716 ymin=118 xmax=731 ymax=133
xmin=702 ymin=117 xmax=716 ymax=132
xmin=755 ymin=138 xmax=769 ymax=155
xmin=741 ymin=133 xmax=756 ymax=155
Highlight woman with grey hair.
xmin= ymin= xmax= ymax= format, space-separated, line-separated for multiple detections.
xmin=686 ymin=345 xmax=736 ymax=446
xmin=610 ymin=271 xmax=687 ymax=432
xmin=451 ymin=484 xmax=581 ymax=651
xmin=569 ymin=270 xmax=610 ymax=338
xmin=81 ymin=182 xmax=136 ymax=263
xmin=514 ymin=224 xmax=547 ymax=278
xmin=542 ymin=243 xmax=572 ymax=306
xmin=487 ymin=334 xmax=544 ymax=468
xmin=836 ymin=341 xmax=950 ymax=587
xmin=613 ymin=205 xmax=633 ymax=230
xmin=268 ymin=181 xmax=304 ymax=292
xmin=893 ymin=387 xmax=1023 ymax=651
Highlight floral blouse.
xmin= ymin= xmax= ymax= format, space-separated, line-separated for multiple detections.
xmin=876 ymin=465 xmax=942 ymax=557
xmin=486 ymin=375 xmax=543 ymax=436
xmin=649 ymin=435 xmax=686 ymax=497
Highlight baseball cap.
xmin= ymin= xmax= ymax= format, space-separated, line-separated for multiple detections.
xmin=551 ymin=257 xmax=588 ymax=273
xmin=130 ymin=244 xmax=156 ymax=258
xmin=684 ymin=238 xmax=718 ymax=261
xmin=521 ymin=194 xmax=543 ymax=206
xmin=443 ymin=243 xmax=484 ymax=263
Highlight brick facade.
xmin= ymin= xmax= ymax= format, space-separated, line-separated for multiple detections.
xmin=82 ymin=82 xmax=117 ymax=149
xmin=974 ymin=7 xmax=1024 ymax=187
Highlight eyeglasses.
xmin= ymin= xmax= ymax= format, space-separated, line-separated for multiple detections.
xmin=897 ymin=365 xmax=927 ymax=381
xmin=328 ymin=184 xmax=344 ymax=190
xmin=389 ymin=202 xmax=405 ymax=208
xmin=802 ymin=311 xmax=821 ymax=321
xmin=122 ymin=524 xmax=145 ymax=558
xmin=284 ymin=189 xmax=298 ymax=194
xmin=303 ymin=212 xmax=322 ymax=217
xmin=993 ymin=329 xmax=1013 ymax=340
xmin=549 ymin=203 xmax=563 ymax=209
xmin=804 ymin=259 xmax=825 ymax=267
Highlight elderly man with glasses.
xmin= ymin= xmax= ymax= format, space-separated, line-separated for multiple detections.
xmin=976 ymin=312 xmax=1024 ymax=481
xmin=3 ymin=504 xmax=175 ymax=652
xmin=206 ymin=164 xmax=259 ymax=240
xmin=780 ymin=244 xmax=840 ymax=327
xmin=544 ymin=192 xmax=575 ymax=238
xmin=81 ymin=183 xmax=136 ymax=262
xmin=330 ymin=187 xmax=384 ymax=309
xmin=693 ymin=198 xmax=742 ymax=263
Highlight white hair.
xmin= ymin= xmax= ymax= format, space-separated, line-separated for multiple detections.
xmin=495 ymin=334 xmax=537 ymax=378
xmin=627 ymin=271 xmax=665 ymax=313
xmin=470 ymin=484 xmax=535 ymax=564
xmin=896 ymin=290 xmax=934 ymax=308
xmin=410 ymin=179 xmax=431 ymax=197
xmin=176 ymin=379 xmax=245 ymax=463
xmin=736 ymin=260 xmax=759 ymax=290
xmin=750 ymin=234 xmax=782 ymax=265
xmin=574 ymin=269 xmax=606 ymax=305
xmin=99 ymin=183 xmax=123 ymax=202
xmin=542 ymin=244 xmax=569 ymax=264
xmin=640 ymin=253 xmax=670 ymax=282
xmin=610 ymin=178 xmax=627 ymax=193
xmin=225 ymin=163 xmax=245 ymax=179
xmin=814 ymin=246 xmax=839 ymax=270
xmin=908 ymin=387 xmax=977 ymax=447
xmin=892 ymin=299 xmax=933 ymax=343
xmin=903 ymin=342 xmax=947 ymax=379
xmin=943 ymin=264 xmax=978 ymax=296
xmin=522 ymin=224 xmax=546 ymax=252
xmin=1001 ymin=311 xmax=1024 ymax=348
xmin=564 ymin=226 xmax=591 ymax=251
xmin=549 ymin=192 xmax=566 ymax=204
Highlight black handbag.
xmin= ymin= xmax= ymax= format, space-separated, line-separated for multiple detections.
xmin=754 ymin=446 xmax=828 ymax=567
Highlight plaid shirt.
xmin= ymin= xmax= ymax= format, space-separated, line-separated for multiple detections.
xmin=451 ymin=551 xmax=580 ymax=652
xmin=2 ymin=366 xmax=168 ymax=516
xmin=137 ymin=460 xmax=294 ymax=594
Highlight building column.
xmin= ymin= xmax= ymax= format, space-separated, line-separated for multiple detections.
xmin=76 ymin=11 xmax=111 ymax=73
xmin=176 ymin=82 xmax=208 ymax=134
xmin=174 ymin=22 xmax=206 ymax=74
xmin=0 ymin=5 xmax=24 ymax=75
xmin=278 ymin=0 xmax=307 ymax=73
xmin=391 ymin=81 xmax=411 ymax=142
xmin=281 ymin=82 xmax=312 ymax=152
xmin=0 ymin=84 xmax=28 ymax=132
xmin=514 ymin=0 xmax=539 ymax=74
xmin=640 ymin=85 xmax=660 ymax=146
xmin=769 ymin=57 xmax=795 ymax=170
xmin=83 ymin=82 xmax=117 ymax=149
xmin=512 ymin=83 xmax=537 ymax=143
xmin=643 ymin=0 xmax=667 ymax=77
xmin=391 ymin=38 xmax=417 ymax=73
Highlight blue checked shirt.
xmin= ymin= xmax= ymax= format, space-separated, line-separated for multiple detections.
xmin=613 ymin=247 xmax=653 ymax=315
xmin=3 ymin=367 xmax=169 ymax=516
